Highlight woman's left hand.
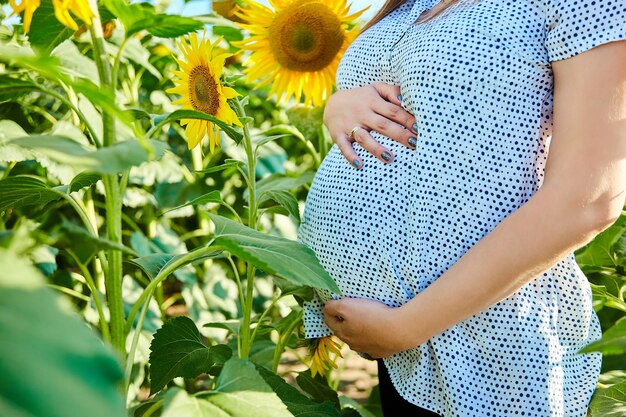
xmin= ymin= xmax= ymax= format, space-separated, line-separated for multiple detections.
xmin=323 ymin=297 xmax=416 ymax=358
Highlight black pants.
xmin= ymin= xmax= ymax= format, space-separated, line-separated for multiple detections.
xmin=377 ymin=359 xmax=443 ymax=417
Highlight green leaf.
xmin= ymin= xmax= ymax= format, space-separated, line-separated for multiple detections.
xmin=52 ymin=40 xmax=99 ymax=84
xmin=0 ymin=250 xmax=125 ymax=417
xmin=580 ymin=316 xmax=626 ymax=355
xmin=0 ymin=176 xmax=64 ymax=212
xmin=590 ymin=283 xmax=626 ymax=313
xmin=69 ymin=172 xmax=101 ymax=193
xmin=577 ymin=216 xmax=626 ymax=267
xmin=273 ymin=276 xmax=314 ymax=303
xmin=162 ymin=388 xmax=229 ymax=417
xmin=207 ymin=357 xmax=292 ymax=417
xmin=103 ymin=0 xmax=202 ymax=38
xmin=255 ymin=364 xmax=341 ymax=417
xmin=296 ymin=370 xmax=340 ymax=407
xmin=246 ymin=171 xmax=315 ymax=202
xmin=28 ymin=0 xmax=73 ymax=53
xmin=154 ymin=110 xmax=243 ymax=144
xmin=259 ymin=190 xmax=301 ymax=223
xmin=203 ymin=320 xmax=241 ymax=335
xmin=196 ymin=159 xmax=245 ymax=174
xmin=162 ymin=190 xmax=223 ymax=214
xmin=149 ymin=316 xmax=233 ymax=395
xmin=207 ymin=213 xmax=340 ymax=293
xmin=59 ymin=219 xmax=138 ymax=257
xmin=9 ymin=136 xmax=168 ymax=175
xmin=339 ymin=396 xmax=378 ymax=417
xmin=127 ymin=250 xmax=223 ymax=281
xmin=0 ymin=75 xmax=39 ymax=100
xmin=590 ymin=380 xmax=626 ymax=417
xmin=128 ymin=15 xmax=204 ymax=38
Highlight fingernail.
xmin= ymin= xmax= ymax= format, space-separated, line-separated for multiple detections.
xmin=381 ymin=151 xmax=392 ymax=162
xmin=397 ymin=94 xmax=403 ymax=102
xmin=353 ymin=159 xmax=361 ymax=168
xmin=408 ymin=137 xmax=417 ymax=148
xmin=412 ymin=123 xmax=418 ymax=132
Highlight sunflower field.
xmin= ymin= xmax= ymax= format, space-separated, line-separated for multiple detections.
xmin=0 ymin=0 xmax=625 ymax=416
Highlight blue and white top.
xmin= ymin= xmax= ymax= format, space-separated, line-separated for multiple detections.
xmin=297 ymin=0 xmax=626 ymax=416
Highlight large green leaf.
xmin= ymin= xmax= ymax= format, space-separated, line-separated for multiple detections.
xmin=207 ymin=213 xmax=340 ymax=293
xmin=149 ymin=316 xmax=232 ymax=395
xmin=296 ymin=371 xmax=340 ymax=407
xmin=9 ymin=136 xmax=168 ymax=175
xmin=161 ymin=389 xmax=229 ymax=417
xmin=590 ymin=380 xmax=626 ymax=417
xmin=103 ymin=0 xmax=202 ymax=37
xmin=245 ymin=171 xmax=315 ymax=202
xmin=580 ymin=316 xmax=626 ymax=355
xmin=128 ymin=15 xmax=204 ymax=38
xmin=259 ymin=190 xmax=301 ymax=223
xmin=0 ymin=176 xmax=65 ymax=212
xmin=0 ymin=250 xmax=124 ymax=417
xmin=207 ymin=357 xmax=293 ymax=417
xmin=255 ymin=364 xmax=341 ymax=417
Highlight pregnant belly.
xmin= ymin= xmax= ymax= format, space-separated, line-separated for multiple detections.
xmin=297 ymin=137 xmax=420 ymax=306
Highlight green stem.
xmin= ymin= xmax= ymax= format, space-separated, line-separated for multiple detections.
xmin=226 ymin=255 xmax=245 ymax=314
xmin=233 ymin=97 xmax=259 ymax=360
xmin=124 ymin=243 xmax=220 ymax=334
xmin=103 ymin=176 xmax=126 ymax=359
xmin=39 ymin=86 xmax=101 ymax=147
xmin=111 ymin=36 xmax=130 ymax=92
xmin=124 ymin=293 xmax=151 ymax=400
xmin=249 ymin=296 xmax=280 ymax=348
xmin=48 ymin=283 xmax=91 ymax=302
xmin=142 ymin=401 xmax=163 ymax=417
xmin=67 ymin=249 xmax=111 ymax=343
xmin=89 ymin=5 xmax=125 ymax=362
xmin=272 ymin=309 xmax=303 ymax=373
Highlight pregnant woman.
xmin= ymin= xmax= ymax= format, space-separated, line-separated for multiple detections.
xmin=296 ymin=0 xmax=626 ymax=416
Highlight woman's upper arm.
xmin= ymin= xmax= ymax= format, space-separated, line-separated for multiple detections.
xmin=542 ymin=39 xmax=626 ymax=225
xmin=540 ymin=0 xmax=626 ymax=225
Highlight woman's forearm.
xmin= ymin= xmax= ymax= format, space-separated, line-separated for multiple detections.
xmin=397 ymin=184 xmax=617 ymax=349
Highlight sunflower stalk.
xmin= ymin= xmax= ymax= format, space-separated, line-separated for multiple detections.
xmin=233 ymin=96 xmax=260 ymax=360
xmin=88 ymin=3 xmax=126 ymax=364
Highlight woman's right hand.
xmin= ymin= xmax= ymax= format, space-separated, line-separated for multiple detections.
xmin=322 ymin=82 xmax=418 ymax=169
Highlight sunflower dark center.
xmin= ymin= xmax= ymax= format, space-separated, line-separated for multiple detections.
xmin=268 ymin=0 xmax=344 ymax=72
xmin=188 ymin=65 xmax=219 ymax=115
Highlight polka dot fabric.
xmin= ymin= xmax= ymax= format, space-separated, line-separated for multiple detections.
xmin=296 ymin=0 xmax=626 ymax=416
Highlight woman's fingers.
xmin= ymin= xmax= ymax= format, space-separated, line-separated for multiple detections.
xmin=371 ymin=82 xmax=403 ymax=106
xmin=367 ymin=111 xmax=418 ymax=151
xmin=353 ymin=126 xmax=395 ymax=164
xmin=335 ymin=133 xmax=364 ymax=170
xmin=374 ymin=100 xmax=418 ymax=136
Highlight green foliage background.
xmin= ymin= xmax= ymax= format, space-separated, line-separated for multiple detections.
xmin=0 ymin=0 xmax=625 ymax=416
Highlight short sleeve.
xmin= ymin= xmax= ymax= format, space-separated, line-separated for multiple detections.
xmin=545 ymin=0 xmax=626 ymax=63
xmin=302 ymin=291 xmax=333 ymax=339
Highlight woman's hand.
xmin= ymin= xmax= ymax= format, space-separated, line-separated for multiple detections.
xmin=323 ymin=82 xmax=418 ymax=168
xmin=323 ymin=297 xmax=417 ymax=358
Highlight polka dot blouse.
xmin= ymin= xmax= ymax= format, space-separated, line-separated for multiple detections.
xmin=298 ymin=0 xmax=626 ymax=417
xmin=297 ymin=0 xmax=625 ymax=416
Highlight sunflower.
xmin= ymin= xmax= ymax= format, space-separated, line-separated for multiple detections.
xmin=9 ymin=0 xmax=93 ymax=33
xmin=308 ymin=335 xmax=343 ymax=378
xmin=166 ymin=32 xmax=242 ymax=153
xmin=232 ymin=0 xmax=369 ymax=107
